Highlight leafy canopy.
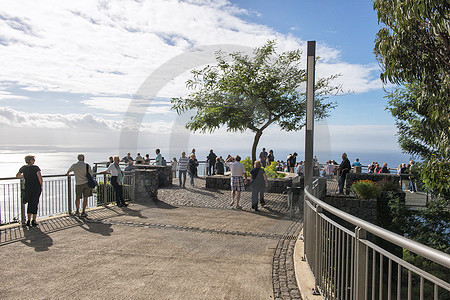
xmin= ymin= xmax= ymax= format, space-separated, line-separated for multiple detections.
xmin=171 ymin=40 xmax=340 ymax=161
xmin=374 ymin=0 xmax=450 ymax=199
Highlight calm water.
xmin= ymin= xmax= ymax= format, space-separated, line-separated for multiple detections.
xmin=1 ymin=148 xmax=414 ymax=178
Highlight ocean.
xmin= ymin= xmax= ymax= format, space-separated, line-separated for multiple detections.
xmin=0 ymin=147 xmax=415 ymax=178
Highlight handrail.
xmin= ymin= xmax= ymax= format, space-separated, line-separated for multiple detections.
xmin=304 ymin=185 xmax=450 ymax=268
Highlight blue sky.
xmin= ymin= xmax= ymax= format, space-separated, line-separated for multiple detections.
xmin=0 ymin=0 xmax=407 ymax=169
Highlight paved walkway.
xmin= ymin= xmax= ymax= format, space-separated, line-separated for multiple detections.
xmin=0 ymin=178 xmax=303 ymax=300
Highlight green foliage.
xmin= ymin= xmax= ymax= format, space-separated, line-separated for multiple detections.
xmin=351 ymin=180 xmax=381 ymax=199
xmin=264 ymin=161 xmax=286 ymax=179
xmin=387 ymin=195 xmax=450 ymax=285
xmin=374 ymin=1 xmax=450 ymax=200
xmin=172 ymin=40 xmax=340 ymax=162
xmin=241 ymin=157 xmax=253 ymax=175
xmin=241 ymin=157 xmax=285 ymax=179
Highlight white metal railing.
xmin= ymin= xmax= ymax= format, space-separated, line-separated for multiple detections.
xmin=303 ymin=179 xmax=450 ymax=299
xmin=0 ymin=173 xmax=133 ymax=225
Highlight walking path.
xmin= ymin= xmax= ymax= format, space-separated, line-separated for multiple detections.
xmin=0 ymin=178 xmax=303 ymax=299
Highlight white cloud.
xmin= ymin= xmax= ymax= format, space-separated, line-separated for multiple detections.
xmin=0 ymin=106 xmax=177 ymax=132
xmin=0 ymin=0 xmax=380 ymax=101
xmin=0 ymin=91 xmax=29 ymax=100
xmin=81 ymin=96 xmax=174 ymax=114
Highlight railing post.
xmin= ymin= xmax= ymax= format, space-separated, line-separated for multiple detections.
xmin=67 ymin=175 xmax=72 ymax=214
xmin=314 ymin=205 xmax=322 ymax=294
xmin=355 ymin=227 xmax=367 ymax=300
xmin=20 ymin=178 xmax=26 ymax=224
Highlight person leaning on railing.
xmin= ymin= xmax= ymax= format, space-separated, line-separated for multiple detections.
xmin=66 ymin=154 xmax=94 ymax=217
xmin=100 ymin=156 xmax=128 ymax=207
xmin=16 ymin=155 xmax=43 ymax=227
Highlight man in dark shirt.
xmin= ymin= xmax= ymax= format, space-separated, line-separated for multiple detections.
xmin=207 ymin=150 xmax=217 ymax=175
xmin=338 ymin=153 xmax=351 ymax=194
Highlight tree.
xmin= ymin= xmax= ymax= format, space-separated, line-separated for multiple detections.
xmin=171 ymin=40 xmax=340 ymax=162
xmin=374 ymin=0 xmax=450 ymax=199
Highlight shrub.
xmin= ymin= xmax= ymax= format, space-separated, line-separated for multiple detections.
xmin=264 ymin=161 xmax=286 ymax=179
xmin=351 ymin=180 xmax=381 ymax=199
xmin=241 ymin=157 xmax=286 ymax=179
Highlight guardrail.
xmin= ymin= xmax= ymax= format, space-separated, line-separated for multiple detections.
xmin=303 ymin=179 xmax=450 ymax=299
xmin=0 ymin=173 xmax=133 ymax=225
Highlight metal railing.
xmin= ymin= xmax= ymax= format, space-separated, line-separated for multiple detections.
xmin=0 ymin=173 xmax=133 ymax=225
xmin=303 ymin=179 xmax=450 ymax=299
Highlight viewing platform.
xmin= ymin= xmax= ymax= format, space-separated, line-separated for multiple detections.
xmin=0 ymin=177 xmax=303 ymax=299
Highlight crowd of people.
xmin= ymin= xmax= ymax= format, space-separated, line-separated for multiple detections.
xmin=15 ymin=147 xmax=419 ymax=225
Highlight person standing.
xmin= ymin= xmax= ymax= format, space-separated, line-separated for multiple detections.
xmin=352 ymin=158 xmax=362 ymax=173
xmin=144 ymin=154 xmax=150 ymax=164
xmin=178 ymin=152 xmax=189 ymax=187
xmin=16 ymin=155 xmax=43 ymax=226
xmin=268 ymin=150 xmax=274 ymax=165
xmin=380 ymin=163 xmax=390 ymax=173
xmin=226 ymin=155 xmax=248 ymax=209
xmin=122 ymin=153 xmax=133 ymax=163
xmin=154 ymin=149 xmax=162 ymax=165
xmin=66 ymin=154 xmax=94 ymax=217
xmin=259 ymin=148 xmax=268 ymax=167
xmin=103 ymin=156 xmax=128 ymax=207
xmin=188 ymin=153 xmax=198 ymax=186
xmin=338 ymin=153 xmax=351 ymax=194
xmin=207 ymin=150 xmax=217 ymax=175
xmin=135 ymin=153 xmax=144 ymax=164
xmin=408 ymin=161 xmax=417 ymax=193
xmin=288 ymin=153 xmax=298 ymax=173
xmin=215 ymin=157 xmax=225 ymax=175
xmin=250 ymin=161 xmax=268 ymax=211
xmin=171 ymin=157 xmax=178 ymax=178
xmin=106 ymin=156 xmax=114 ymax=167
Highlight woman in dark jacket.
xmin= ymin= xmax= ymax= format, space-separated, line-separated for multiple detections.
xmin=250 ymin=161 xmax=268 ymax=211
xmin=188 ymin=154 xmax=199 ymax=186
xmin=215 ymin=157 xmax=224 ymax=175
xmin=16 ymin=155 xmax=43 ymax=227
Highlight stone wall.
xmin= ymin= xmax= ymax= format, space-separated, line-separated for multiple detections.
xmin=205 ymin=175 xmax=302 ymax=194
xmin=322 ymin=195 xmax=377 ymax=224
xmin=132 ymin=169 xmax=158 ymax=203
xmin=135 ymin=165 xmax=172 ymax=187
xmin=345 ymin=173 xmax=400 ymax=195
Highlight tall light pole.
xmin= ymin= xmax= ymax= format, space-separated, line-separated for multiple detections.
xmin=304 ymin=41 xmax=315 ymax=189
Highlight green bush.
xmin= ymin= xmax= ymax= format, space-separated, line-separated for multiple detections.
xmin=241 ymin=157 xmax=285 ymax=179
xmin=264 ymin=161 xmax=286 ymax=179
xmin=351 ymin=180 xmax=381 ymax=199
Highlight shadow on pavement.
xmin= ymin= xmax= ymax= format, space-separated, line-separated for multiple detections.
xmin=80 ymin=220 xmax=113 ymax=236
xmin=20 ymin=226 xmax=54 ymax=252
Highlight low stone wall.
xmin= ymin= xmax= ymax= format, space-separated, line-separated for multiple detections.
xmin=135 ymin=165 xmax=172 ymax=187
xmin=132 ymin=169 xmax=159 ymax=203
xmin=205 ymin=175 xmax=302 ymax=194
xmin=345 ymin=173 xmax=400 ymax=195
xmin=322 ymin=195 xmax=377 ymax=224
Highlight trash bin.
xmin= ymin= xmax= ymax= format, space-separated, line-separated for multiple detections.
xmin=287 ymin=186 xmax=303 ymax=219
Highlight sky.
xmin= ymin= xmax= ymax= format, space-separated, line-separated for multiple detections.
xmin=0 ymin=0 xmax=410 ymax=173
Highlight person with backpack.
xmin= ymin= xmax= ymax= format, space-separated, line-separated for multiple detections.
xmin=66 ymin=154 xmax=94 ymax=217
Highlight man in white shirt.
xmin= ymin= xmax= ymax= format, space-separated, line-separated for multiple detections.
xmin=178 ymin=152 xmax=189 ymax=188
xmin=66 ymin=154 xmax=93 ymax=217
xmin=225 ymin=155 xmax=248 ymax=209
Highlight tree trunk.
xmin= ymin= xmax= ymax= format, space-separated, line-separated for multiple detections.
xmin=251 ymin=130 xmax=263 ymax=164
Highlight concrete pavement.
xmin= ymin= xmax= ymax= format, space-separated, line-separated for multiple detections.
xmin=1 ymin=189 xmax=303 ymax=300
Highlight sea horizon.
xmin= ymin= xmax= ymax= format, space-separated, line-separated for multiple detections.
xmin=0 ymin=145 xmax=415 ymax=178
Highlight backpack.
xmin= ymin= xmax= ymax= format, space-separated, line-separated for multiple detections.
xmin=86 ymin=164 xmax=98 ymax=188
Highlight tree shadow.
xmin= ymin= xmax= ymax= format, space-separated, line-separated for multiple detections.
xmin=20 ymin=226 xmax=54 ymax=252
